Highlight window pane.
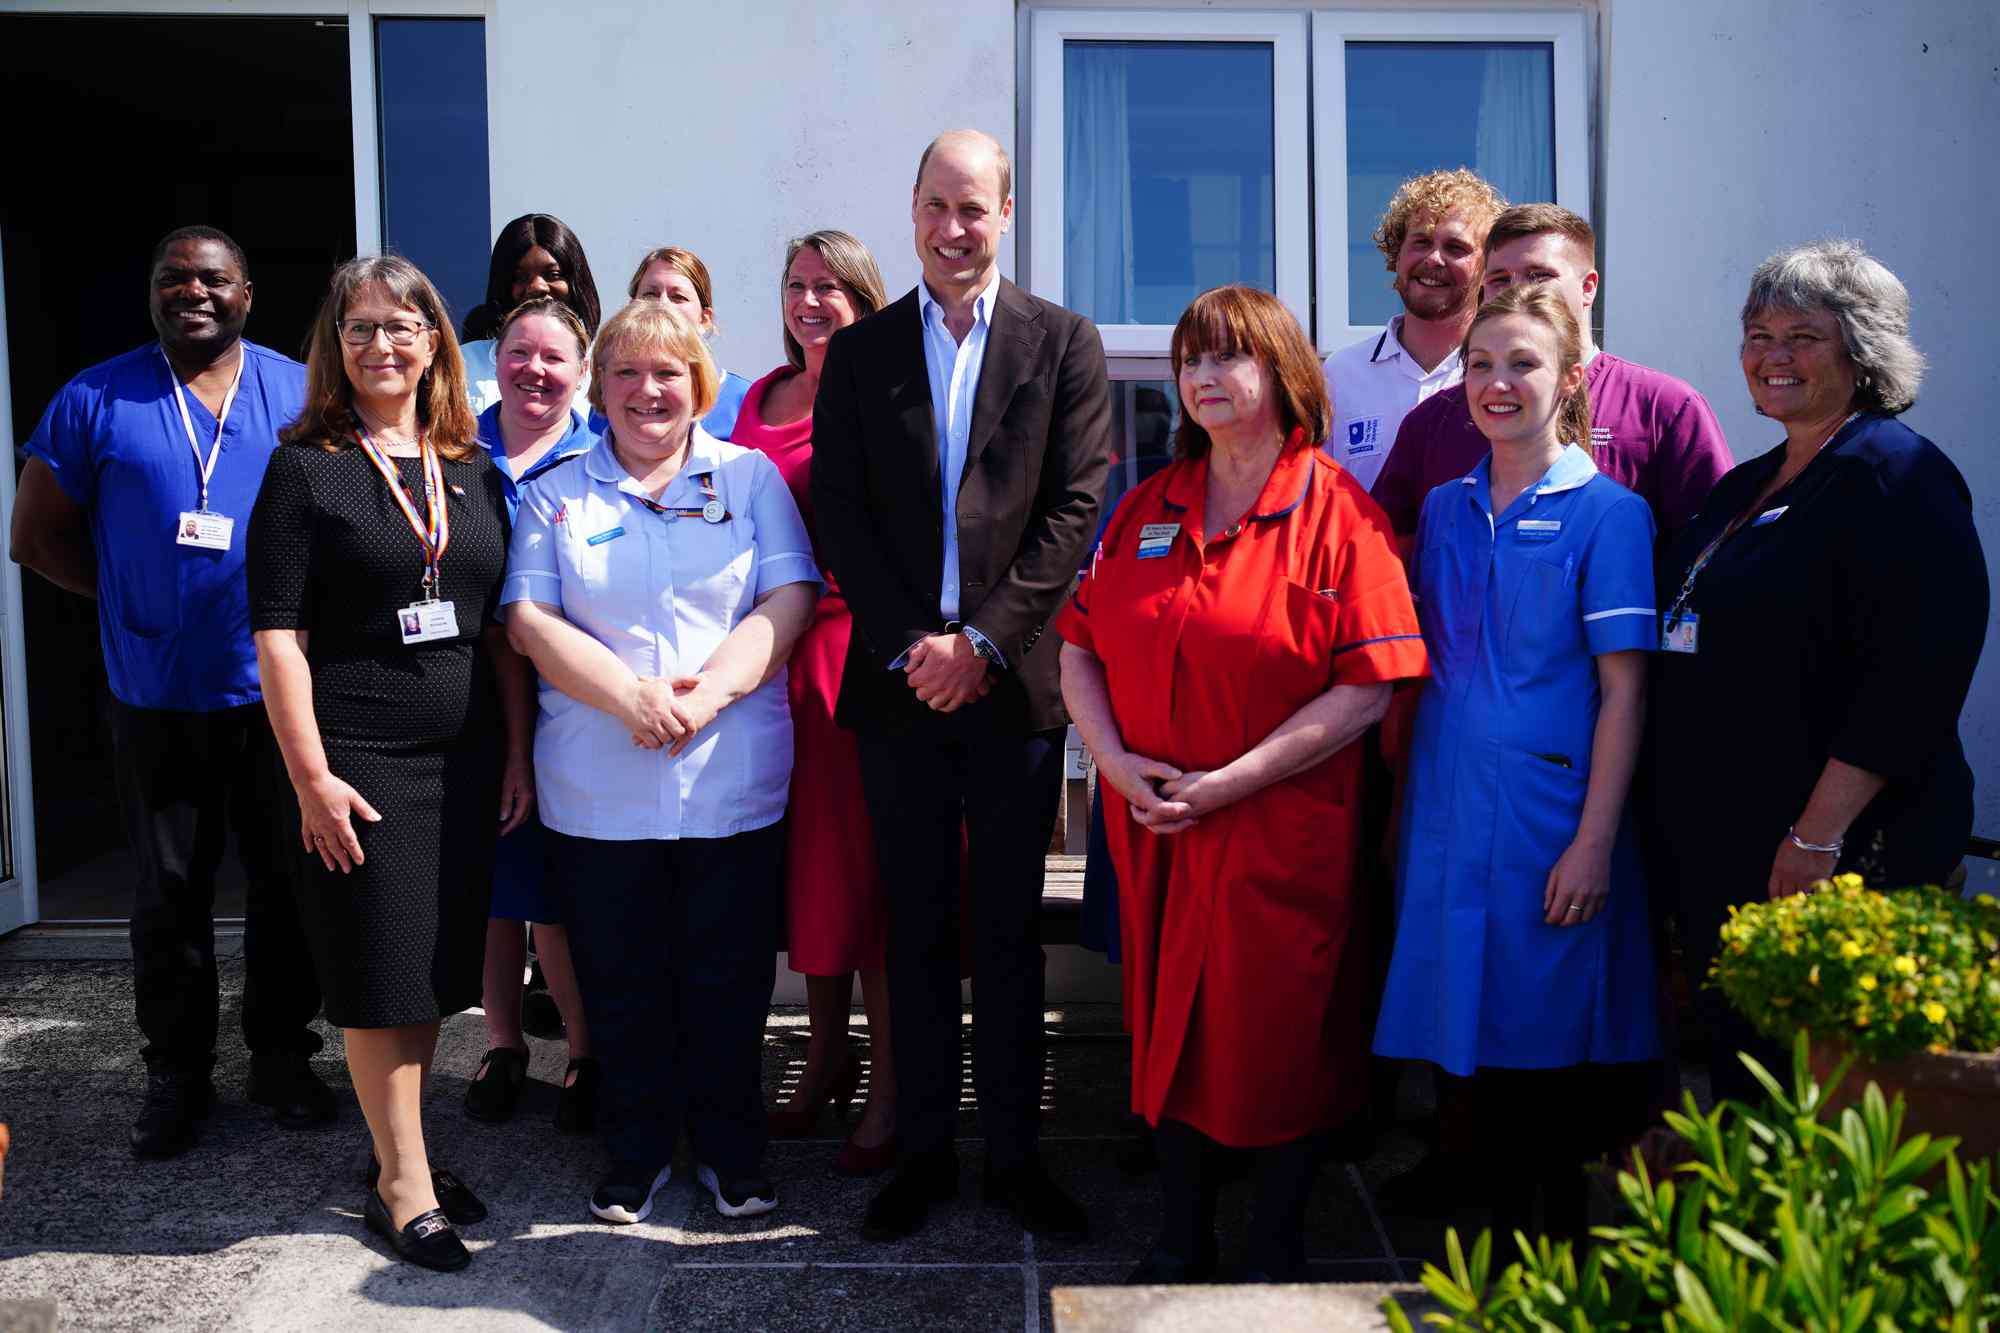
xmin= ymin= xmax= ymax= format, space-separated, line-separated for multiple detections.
xmin=376 ymin=17 xmax=491 ymax=334
xmin=1102 ymin=380 xmax=1181 ymax=523
xmin=1345 ymin=41 xmax=1554 ymax=326
xmin=1064 ymin=41 xmax=1275 ymax=326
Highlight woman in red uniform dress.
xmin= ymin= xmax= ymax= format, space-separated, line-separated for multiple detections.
xmin=1056 ymin=286 xmax=1426 ymax=1282
xmin=734 ymin=231 xmax=899 ymax=1174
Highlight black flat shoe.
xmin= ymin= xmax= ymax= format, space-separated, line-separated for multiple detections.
xmin=363 ymin=1190 xmax=469 ymax=1272
xmin=130 ymin=1072 xmax=215 ymax=1159
xmin=362 ymin=1155 xmax=488 ymax=1226
xmin=248 ymin=1055 xmax=337 ymax=1130
xmin=463 ymin=1045 xmax=530 ymax=1124
xmin=861 ymin=1148 xmax=958 ymax=1242
xmin=984 ymin=1160 xmax=1089 ymax=1242
xmin=554 ymin=1056 xmax=599 ymax=1135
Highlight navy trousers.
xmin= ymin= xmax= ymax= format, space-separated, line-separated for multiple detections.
xmin=548 ymin=823 xmax=782 ymax=1177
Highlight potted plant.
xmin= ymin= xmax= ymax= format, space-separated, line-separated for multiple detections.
xmin=1709 ymin=874 xmax=2000 ymax=1162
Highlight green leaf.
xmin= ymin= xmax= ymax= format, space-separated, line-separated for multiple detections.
xmin=1673 ymin=1261 xmax=1727 ymax=1331
xmin=1710 ymin=1221 xmax=1778 ymax=1268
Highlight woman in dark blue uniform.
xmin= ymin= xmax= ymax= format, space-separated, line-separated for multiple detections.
xmin=1647 ymin=240 xmax=1987 ymax=1106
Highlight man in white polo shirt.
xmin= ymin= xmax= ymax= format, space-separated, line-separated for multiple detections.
xmin=1323 ymin=168 xmax=1506 ymax=488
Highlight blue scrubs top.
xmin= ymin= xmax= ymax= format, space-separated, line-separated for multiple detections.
xmin=24 ymin=340 xmax=306 ymax=711
xmin=476 ymin=403 xmax=598 ymax=522
xmin=1375 ymin=443 xmax=1664 ymax=1074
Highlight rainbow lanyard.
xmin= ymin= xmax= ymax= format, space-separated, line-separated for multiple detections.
xmin=357 ymin=428 xmax=450 ymax=599
xmin=634 ymin=470 xmax=728 ymax=523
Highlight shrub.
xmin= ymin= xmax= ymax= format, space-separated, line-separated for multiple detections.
xmin=1710 ymin=876 xmax=2000 ymax=1064
xmin=1384 ymin=1036 xmax=2000 ymax=1331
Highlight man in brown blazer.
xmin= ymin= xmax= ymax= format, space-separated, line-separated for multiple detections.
xmin=812 ymin=129 xmax=1111 ymax=1243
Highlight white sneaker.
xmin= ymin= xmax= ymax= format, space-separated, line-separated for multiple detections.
xmin=590 ymin=1162 xmax=672 ymax=1224
xmin=695 ymin=1163 xmax=777 ymax=1218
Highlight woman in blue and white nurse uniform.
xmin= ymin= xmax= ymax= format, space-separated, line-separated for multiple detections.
xmin=501 ymin=299 xmax=818 ymax=1228
xmin=1373 ymin=284 xmax=1662 ymax=1244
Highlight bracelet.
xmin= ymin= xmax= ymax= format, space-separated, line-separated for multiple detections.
xmin=1788 ymin=826 xmax=1843 ymax=855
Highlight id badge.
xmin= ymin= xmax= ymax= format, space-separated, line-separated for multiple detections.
xmin=1135 ymin=522 xmax=1179 ymax=559
xmin=1660 ymin=612 xmax=1699 ymax=654
xmin=399 ymin=600 xmax=460 ymax=645
xmin=175 ymin=510 xmax=234 ymax=551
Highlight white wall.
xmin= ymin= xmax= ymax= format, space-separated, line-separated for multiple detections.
xmin=485 ymin=0 xmax=1016 ymax=385
xmin=1601 ymin=0 xmax=2000 ymax=889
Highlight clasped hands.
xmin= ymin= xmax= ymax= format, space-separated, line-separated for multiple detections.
xmin=625 ymin=673 xmax=725 ymax=756
xmin=1095 ymin=747 xmax=1234 ymax=835
xmin=903 ymin=632 xmax=993 ymax=713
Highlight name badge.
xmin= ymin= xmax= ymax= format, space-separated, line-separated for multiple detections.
xmin=1518 ymin=519 xmax=1561 ymax=541
xmin=586 ymin=525 xmax=626 ymax=547
xmin=1660 ymin=612 xmax=1699 ymax=654
xmin=175 ymin=510 xmax=233 ymax=551
xmin=1751 ymin=506 xmax=1788 ymax=528
xmin=1135 ymin=522 xmax=1179 ymax=559
xmin=399 ymin=600 xmax=460 ymax=645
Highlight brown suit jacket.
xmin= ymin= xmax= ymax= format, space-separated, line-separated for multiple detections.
xmin=810 ymin=279 xmax=1111 ymax=734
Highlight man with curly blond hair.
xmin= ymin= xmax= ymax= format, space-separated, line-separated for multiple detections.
xmin=1322 ymin=168 xmax=1506 ymax=489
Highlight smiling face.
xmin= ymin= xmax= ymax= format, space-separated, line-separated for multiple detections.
xmin=1481 ymin=232 xmax=1599 ymax=337
xmin=1177 ymin=344 xmax=1276 ymax=443
xmin=600 ymin=348 xmax=695 ymax=460
xmin=911 ymin=141 xmax=1012 ymax=297
xmin=1463 ymin=312 xmax=1584 ymax=450
xmin=783 ymin=245 xmax=861 ymax=362
xmin=150 ymin=238 xmax=252 ymax=360
xmin=496 ymin=312 xmax=585 ymax=428
xmin=337 ymin=284 xmax=438 ymax=409
xmin=1741 ymin=305 xmax=1857 ymax=428
xmin=510 ymin=244 xmax=571 ymax=308
xmin=634 ymin=261 xmax=714 ymax=335
xmin=1391 ymin=209 xmax=1483 ymax=323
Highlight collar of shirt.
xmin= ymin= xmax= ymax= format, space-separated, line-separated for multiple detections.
xmin=585 ymin=423 xmax=727 ymax=502
xmin=1464 ymin=441 xmax=1599 ymax=521
xmin=1372 ymin=315 xmax=1463 ymax=384
xmin=479 ymin=404 xmax=592 ymax=483
xmin=919 ymin=269 xmax=1002 ymax=338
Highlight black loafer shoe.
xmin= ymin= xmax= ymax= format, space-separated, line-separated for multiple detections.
xmin=463 ymin=1046 xmax=530 ymax=1124
xmin=130 ymin=1072 xmax=215 ymax=1159
xmin=363 ymin=1190 xmax=470 ymax=1272
xmin=861 ymin=1148 xmax=958 ymax=1242
xmin=984 ymin=1161 xmax=1089 ymax=1242
xmin=248 ymin=1056 xmax=337 ymax=1129
xmin=362 ymin=1155 xmax=488 ymax=1226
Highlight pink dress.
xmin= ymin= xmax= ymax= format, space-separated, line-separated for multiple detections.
xmin=736 ymin=368 xmax=886 ymax=975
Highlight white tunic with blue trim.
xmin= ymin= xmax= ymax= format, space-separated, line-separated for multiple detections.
xmin=1374 ymin=443 xmax=1664 ymax=1074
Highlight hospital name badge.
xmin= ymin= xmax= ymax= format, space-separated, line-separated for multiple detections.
xmin=1660 ymin=612 xmax=1698 ymax=654
xmin=1135 ymin=523 xmax=1180 ymax=559
xmin=1518 ymin=519 xmax=1561 ymax=541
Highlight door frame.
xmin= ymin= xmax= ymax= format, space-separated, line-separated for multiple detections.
xmin=0 ymin=0 xmax=490 ymax=931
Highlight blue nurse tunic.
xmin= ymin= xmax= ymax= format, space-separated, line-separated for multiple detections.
xmin=1374 ymin=443 xmax=1664 ymax=1076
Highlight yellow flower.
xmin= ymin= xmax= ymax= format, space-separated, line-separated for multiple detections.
xmin=1923 ymin=1002 xmax=1947 ymax=1024
xmin=1840 ymin=941 xmax=1864 ymax=959
xmin=1893 ymin=955 xmax=1918 ymax=976
xmin=1854 ymin=1011 xmax=1871 ymax=1027
xmin=1808 ymin=966 xmax=1821 ymax=986
xmin=1859 ymin=974 xmax=1878 ymax=991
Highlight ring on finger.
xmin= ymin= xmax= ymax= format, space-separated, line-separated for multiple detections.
xmin=1566 ymin=906 xmax=1582 ymax=914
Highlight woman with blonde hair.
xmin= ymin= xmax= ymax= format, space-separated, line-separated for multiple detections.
xmin=503 ymin=299 xmax=819 ymax=1226
xmin=1374 ymin=283 xmax=1663 ymax=1243
xmin=248 ymin=255 xmax=536 ymax=1271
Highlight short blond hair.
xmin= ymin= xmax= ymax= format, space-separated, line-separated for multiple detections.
xmin=587 ymin=300 xmax=719 ymax=420
xmin=1373 ymin=168 xmax=1508 ymax=268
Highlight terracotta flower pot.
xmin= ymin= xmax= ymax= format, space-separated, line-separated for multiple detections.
xmin=1807 ymin=1037 xmax=2000 ymax=1166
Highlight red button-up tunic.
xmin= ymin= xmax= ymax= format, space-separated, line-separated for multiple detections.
xmin=1055 ymin=443 xmax=1425 ymax=1146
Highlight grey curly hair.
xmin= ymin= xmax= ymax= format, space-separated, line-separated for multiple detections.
xmin=1740 ymin=239 xmax=1925 ymax=415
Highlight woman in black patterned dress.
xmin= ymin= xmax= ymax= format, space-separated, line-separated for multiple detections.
xmin=248 ymin=256 xmax=535 ymax=1272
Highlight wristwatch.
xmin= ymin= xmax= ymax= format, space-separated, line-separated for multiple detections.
xmin=949 ymin=621 xmax=1003 ymax=664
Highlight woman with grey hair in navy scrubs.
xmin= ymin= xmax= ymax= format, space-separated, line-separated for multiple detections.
xmin=1646 ymin=239 xmax=1987 ymax=1107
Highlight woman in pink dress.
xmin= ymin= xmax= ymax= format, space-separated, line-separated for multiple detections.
xmin=738 ymin=231 xmax=897 ymax=1174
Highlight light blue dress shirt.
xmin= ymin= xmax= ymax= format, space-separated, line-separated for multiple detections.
xmin=501 ymin=427 xmax=821 ymax=841
xmin=919 ymin=271 xmax=1000 ymax=624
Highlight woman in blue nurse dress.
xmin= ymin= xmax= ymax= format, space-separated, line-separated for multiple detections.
xmin=1373 ymin=284 xmax=1662 ymax=1243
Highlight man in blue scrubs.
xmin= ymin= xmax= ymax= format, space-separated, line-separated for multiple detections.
xmin=10 ymin=227 xmax=331 ymax=1157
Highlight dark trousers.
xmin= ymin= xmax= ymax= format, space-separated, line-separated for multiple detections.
xmin=107 ymin=699 xmax=323 ymax=1076
xmin=548 ymin=824 xmax=782 ymax=1177
xmin=857 ymin=725 xmax=1065 ymax=1169
xmin=1467 ymin=1062 xmax=1659 ymax=1245
xmin=1154 ymin=1119 xmax=1320 ymax=1276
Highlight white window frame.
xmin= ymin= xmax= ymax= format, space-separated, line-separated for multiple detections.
xmin=1027 ymin=7 xmax=1312 ymax=357
xmin=1312 ymin=9 xmax=1590 ymax=353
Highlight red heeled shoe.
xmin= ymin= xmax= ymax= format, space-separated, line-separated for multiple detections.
xmin=766 ymin=1050 xmax=861 ymax=1139
xmin=832 ymin=1130 xmax=899 ymax=1178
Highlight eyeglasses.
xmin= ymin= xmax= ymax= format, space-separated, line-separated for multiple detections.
xmin=338 ymin=319 xmax=433 ymax=347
